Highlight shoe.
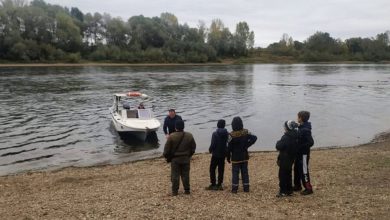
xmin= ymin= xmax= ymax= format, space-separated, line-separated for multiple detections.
xmin=205 ymin=185 xmax=217 ymax=190
xmin=184 ymin=190 xmax=191 ymax=195
xmin=300 ymin=189 xmax=313 ymax=195
xmin=216 ymin=185 xmax=224 ymax=191
xmin=276 ymin=192 xmax=287 ymax=197
xmin=172 ymin=191 xmax=178 ymax=196
xmin=231 ymin=189 xmax=238 ymax=194
xmin=293 ymin=186 xmax=302 ymax=192
xmin=244 ymin=187 xmax=250 ymax=193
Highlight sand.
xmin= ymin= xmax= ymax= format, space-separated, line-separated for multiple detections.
xmin=0 ymin=133 xmax=389 ymax=219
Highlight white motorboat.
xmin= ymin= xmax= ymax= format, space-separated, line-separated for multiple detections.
xmin=109 ymin=92 xmax=161 ymax=140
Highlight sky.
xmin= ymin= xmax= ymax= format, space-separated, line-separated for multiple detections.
xmin=44 ymin=0 xmax=390 ymax=47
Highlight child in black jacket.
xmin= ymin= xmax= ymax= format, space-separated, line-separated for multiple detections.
xmin=206 ymin=119 xmax=229 ymax=190
xmin=276 ymin=120 xmax=299 ymax=197
xmin=227 ymin=117 xmax=257 ymax=193
xmin=293 ymin=111 xmax=315 ymax=195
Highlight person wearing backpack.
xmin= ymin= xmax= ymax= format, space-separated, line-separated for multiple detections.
xmin=163 ymin=120 xmax=196 ymax=196
xmin=293 ymin=111 xmax=315 ymax=195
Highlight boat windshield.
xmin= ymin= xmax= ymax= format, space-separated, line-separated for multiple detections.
xmin=137 ymin=109 xmax=152 ymax=119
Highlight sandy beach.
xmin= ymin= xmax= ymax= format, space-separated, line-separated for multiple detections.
xmin=0 ymin=132 xmax=389 ymax=219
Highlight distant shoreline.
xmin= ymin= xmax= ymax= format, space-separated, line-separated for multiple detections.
xmin=0 ymin=60 xmax=389 ymax=68
xmin=0 ymin=62 xmax=233 ymax=67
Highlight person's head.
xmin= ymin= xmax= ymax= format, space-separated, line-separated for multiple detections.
xmin=175 ymin=120 xmax=185 ymax=132
xmin=217 ymin=119 xmax=226 ymax=129
xmin=284 ymin=120 xmax=298 ymax=132
xmin=297 ymin=111 xmax=310 ymax=123
xmin=168 ymin=109 xmax=176 ymax=118
xmin=231 ymin=117 xmax=243 ymax=131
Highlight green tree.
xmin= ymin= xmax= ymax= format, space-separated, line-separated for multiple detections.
xmin=233 ymin=21 xmax=254 ymax=56
xmin=83 ymin=12 xmax=105 ymax=46
xmin=207 ymin=19 xmax=233 ymax=57
xmin=128 ymin=15 xmax=167 ymax=49
xmin=55 ymin=12 xmax=82 ymax=52
xmin=105 ymin=16 xmax=130 ymax=48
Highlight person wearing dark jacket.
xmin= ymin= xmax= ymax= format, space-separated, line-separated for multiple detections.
xmin=293 ymin=111 xmax=315 ymax=195
xmin=227 ymin=117 xmax=257 ymax=193
xmin=276 ymin=120 xmax=299 ymax=197
xmin=163 ymin=109 xmax=182 ymax=138
xmin=163 ymin=120 xmax=196 ymax=196
xmin=206 ymin=119 xmax=229 ymax=190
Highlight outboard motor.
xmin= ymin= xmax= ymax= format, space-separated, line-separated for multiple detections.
xmin=123 ymin=102 xmax=131 ymax=110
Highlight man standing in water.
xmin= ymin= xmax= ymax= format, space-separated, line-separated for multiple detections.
xmin=163 ymin=109 xmax=182 ymax=138
xmin=163 ymin=120 xmax=196 ymax=196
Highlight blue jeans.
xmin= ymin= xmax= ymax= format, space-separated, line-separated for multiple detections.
xmin=232 ymin=162 xmax=249 ymax=191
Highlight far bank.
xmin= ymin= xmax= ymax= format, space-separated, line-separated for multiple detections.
xmin=1 ymin=59 xmax=390 ymax=68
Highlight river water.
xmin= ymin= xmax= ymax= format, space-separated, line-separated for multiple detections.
xmin=0 ymin=64 xmax=389 ymax=175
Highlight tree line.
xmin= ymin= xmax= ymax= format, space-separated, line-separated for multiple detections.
xmin=0 ymin=0 xmax=254 ymax=63
xmin=0 ymin=0 xmax=389 ymax=63
xmin=262 ymin=31 xmax=390 ymax=62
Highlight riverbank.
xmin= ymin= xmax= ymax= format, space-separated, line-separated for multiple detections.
xmin=0 ymin=133 xmax=389 ymax=219
xmin=0 ymin=60 xmax=389 ymax=67
xmin=0 ymin=62 xmax=233 ymax=67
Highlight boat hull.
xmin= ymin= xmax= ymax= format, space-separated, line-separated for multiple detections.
xmin=111 ymin=111 xmax=160 ymax=141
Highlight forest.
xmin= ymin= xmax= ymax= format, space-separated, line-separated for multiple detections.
xmin=0 ymin=0 xmax=389 ymax=63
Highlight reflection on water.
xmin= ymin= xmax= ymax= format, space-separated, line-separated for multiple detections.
xmin=0 ymin=64 xmax=389 ymax=175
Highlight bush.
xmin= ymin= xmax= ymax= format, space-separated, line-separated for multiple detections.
xmin=66 ymin=53 xmax=81 ymax=63
xmin=144 ymin=48 xmax=164 ymax=62
xmin=106 ymin=46 xmax=121 ymax=61
xmin=9 ymin=42 xmax=28 ymax=61
xmin=89 ymin=46 xmax=108 ymax=61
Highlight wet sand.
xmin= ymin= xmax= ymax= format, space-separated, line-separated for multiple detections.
xmin=0 ymin=133 xmax=389 ymax=219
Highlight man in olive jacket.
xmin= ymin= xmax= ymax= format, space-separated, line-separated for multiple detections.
xmin=163 ymin=120 xmax=196 ymax=196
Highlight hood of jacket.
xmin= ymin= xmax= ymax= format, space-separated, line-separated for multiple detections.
xmin=216 ymin=128 xmax=228 ymax=136
xmin=230 ymin=129 xmax=248 ymax=138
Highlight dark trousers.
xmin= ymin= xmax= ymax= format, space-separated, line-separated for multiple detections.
xmin=171 ymin=161 xmax=190 ymax=193
xmin=210 ymin=156 xmax=225 ymax=185
xmin=232 ymin=162 xmax=249 ymax=191
xmin=279 ymin=166 xmax=293 ymax=194
xmin=294 ymin=153 xmax=313 ymax=190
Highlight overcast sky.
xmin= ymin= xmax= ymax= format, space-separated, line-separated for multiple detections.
xmin=45 ymin=0 xmax=390 ymax=47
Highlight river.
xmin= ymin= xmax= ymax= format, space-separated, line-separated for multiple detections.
xmin=0 ymin=64 xmax=389 ymax=175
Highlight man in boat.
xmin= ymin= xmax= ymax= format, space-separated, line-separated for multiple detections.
xmin=137 ymin=103 xmax=145 ymax=109
xmin=163 ymin=120 xmax=196 ymax=196
xmin=163 ymin=109 xmax=182 ymax=138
